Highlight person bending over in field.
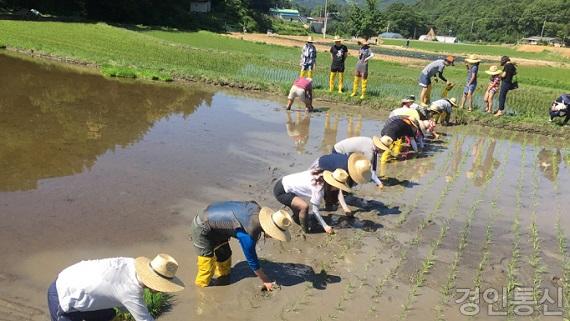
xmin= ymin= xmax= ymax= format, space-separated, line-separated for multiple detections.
xmin=286 ymin=77 xmax=313 ymax=112
xmin=459 ymin=55 xmax=481 ymax=112
xmin=332 ymin=136 xmax=385 ymax=188
xmin=418 ymin=56 xmax=455 ymax=106
xmin=376 ymin=116 xmax=431 ymax=163
xmin=300 ymin=36 xmax=317 ymax=78
xmin=483 ymin=66 xmax=502 ymax=113
xmin=550 ymin=94 xmax=570 ymax=125
xmin=273 ymin=168 xmax=352 ymax=234
xmin=191 ymin=201 xmax=291 ymax=290
xmin=428 ymin=97 xmax=457 ymax=126
xmin=350 ymin=39 xmax=374 ymax=99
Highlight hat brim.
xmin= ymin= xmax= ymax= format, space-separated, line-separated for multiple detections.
xmin=485 ymin=70 xmax=502 ymax=75
xmin=448 ymin=99 xmax=458 ymax=107
xmin=347 ymin=153 xmax=372 ymax=184
xmin=323 ymin=171 xmax=352 ymax=193
xmin=135 ymin=257 xmax=185 ymax=293
xmin=465 ymin=59 xmax=481 ymax=63
xmin=373 ymin=135 xmax=391 ymax=152
xmin=259 ymin=207 xmax=291 ymax=242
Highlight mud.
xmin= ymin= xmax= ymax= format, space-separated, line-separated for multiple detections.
xmin=1 ymin=54 xmax=570 ymax=321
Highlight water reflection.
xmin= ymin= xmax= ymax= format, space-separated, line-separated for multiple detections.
xmin=320 ymin=112 xmax=339 ymax=153
xmin=537 ymin=148 xmax=562 ymax=182
xmin=0 ymin=54 xmax=213 ymax=191
xmin=346 ymin=115 xmax=362 ymax=138
xmin=285 ymin=111 xmax=311 ymax=154
xmin=466 ymin=138 xmax=500 ymax=186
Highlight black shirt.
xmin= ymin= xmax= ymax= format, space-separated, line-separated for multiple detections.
xmin=381 ymin=117 xmax=416 ymax=140
xmin=330 ymin=44 xmax=348 ymax=68
xmin=503 ymin=63 xmax=516 ymax=83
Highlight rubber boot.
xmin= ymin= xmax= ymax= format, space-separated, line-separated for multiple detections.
xmin=393 ymin=138 xmax=403 ymax=155
xmin=195 ymin=256 xmax=215 ymax=287
xmin=214 ymin=257 xmax=232 ymax=278
xmin=350 ymin=76 xmax=360 ymax=97
xmin=360 ymin=79 xmax=368 ymax=99
xmin=299 ymin=70 xmax=306 ymax=78
xmin=337 ymin=72 xmax=344 ymax=93
xmin=380 ymin=149 xmax=392 ymax=163
xmin=306 ymin=70 xmax=313 ymax=79
xmin=329 ymin=72 xmax=336 ymax=92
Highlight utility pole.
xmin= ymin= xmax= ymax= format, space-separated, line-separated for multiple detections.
xmin=323 ymin=0 xmax=328 ymax=38
xmin=540 ymin=16 xmax=547 ymax=40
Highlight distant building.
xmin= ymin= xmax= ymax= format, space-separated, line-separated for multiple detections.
xmin=270 ymin=8 xmax=301 ymax=21
xmin=419 ymin=28 xmax=457 ymax=43
xmin=520 ymin=36 xmax=564 ymax=47
xmin=190 ymin=0 xmax=211 ymax=13
xmin=435 ymin=36 xmax=457 ymax=43
xmin=379 ymin=32 xmax=404 ymax=39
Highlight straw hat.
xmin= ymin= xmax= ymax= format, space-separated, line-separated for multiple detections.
xmin=448 ymin=97 xmax=457 ymax=106
xmin=307 ymin=36 xmax=314 ymax=42
xmin=347 ymin=153 xmax=373 ymax=184
xmin=465 ymin=54 xmax=481 ymax=63
xmin=373 ymin=135 xmax=394 ymax=152
xmin=334 ymin=35 xmax=342 ymax=42
xmin=323 ymin=169 xmax=352 ymax=193
xmin=485 ymin=65 xmax=502 ymax=75
xmin=401 ymin=97 xmax=414 ymax=104
xmin=259 ymin=207 xmax=292 ymax=242
xmin=135 ymin=254 xmax=185 ymax=293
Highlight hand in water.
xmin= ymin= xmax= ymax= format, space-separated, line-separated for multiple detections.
xmin=262 ymin=282 xmax=275 ymax=291
xmin=376 ymin=183 xmax=384 ymax=191
xmin=324 ymin=226 xmax=334 ymax=234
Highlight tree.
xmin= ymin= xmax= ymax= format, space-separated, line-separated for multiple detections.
xmin=341 ymin=0 xmax=384 ymax=39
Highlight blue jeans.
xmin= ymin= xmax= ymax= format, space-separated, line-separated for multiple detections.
xmin=48 ymin=281 xmax=116 ymax=321
xmin=498 ymin=81 xmax=511 ymax=111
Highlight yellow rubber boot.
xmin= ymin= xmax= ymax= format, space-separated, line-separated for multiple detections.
xmin=337 ymin=72 xmax=344 ymax=93
xmin=306 ymin=70 xmax=313 ymax=79
xmin=195 ymin=256 xmax=215 ymax=287
xmin=393 ymin=138 xmax=403 ymax=155
xmin=350 ymin=76 xmax=360 ymax=97
xmin=380 ymin=149 xmax=392 ymax=163
xmin=214 ymin=257 xmax=232 ymax=278
xmin=360 ymin=79 xmax=368 ymax=99
xmin=299 ymin=70 xmax=306 ymax=78
xmin=329 ymin=72 xmax=336 ymax=92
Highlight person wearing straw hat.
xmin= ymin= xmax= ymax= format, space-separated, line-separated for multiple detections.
xmin=376 ymin=115 xmax=423 ymax=163
xmin=329 ymin=36 xmax=348 ymax=93
xmin=459 ymin=55 xmax=481 ymax=111
xmin=286 ymin=77 xmax=314 ymax=112
xmin=428 ymin=97 xmax=457 ymax=126
xmin=47 ymin=254 xmax=185 ymax=321
xmin=418 ymin=56 xmax=455 ymax=106
xmin=191 ymin=201 xmax=292 ymax=290
xmin=389 ymin=97 xmax=422 ymax=123
xmin=332 ymin=136 xmax=385 ymax=188
xmin=300 ymin=36 xmax=317 ymax=78
xmin=274 ymin=168 xmax=352 ymax=234
xmin=483 ymin=66 xmax=502 ymax=113
xmin=350 ymin=39 xmax=374 ymax=99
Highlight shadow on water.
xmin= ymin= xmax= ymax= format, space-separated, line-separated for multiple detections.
xmin=0 ymin=53 xmax=213 ymax=192
xmin=221 ymin=260 xmax=341 ymax=290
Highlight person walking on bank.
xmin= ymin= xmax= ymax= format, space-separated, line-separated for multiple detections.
xmin=483 ymin=66 xmax=502 ymax=113
xmin=495 ymin=56 xmax=517 ymax=117
xmin=418 ymin=56 xmax=455 ymax=106
xmin=192 ymin=201 xmax=292 ymax=290
xmin=300 ymin=36 xmax=317 ymax=79
xmin=351 ymin=39 xmax=374 ymax=99
xmin=274 ymin=168 xmax=352 ymax=234
xmin=329 ymin=36 xmax=348 ymax=93
xmin=48 ymin=254 xmax=185 ymax=321
xmin=459 ymin=55 xmax=481 ymax=111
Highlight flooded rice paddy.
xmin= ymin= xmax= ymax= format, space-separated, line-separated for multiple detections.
xmin=1 ymin=53 xmax=570 ymax=320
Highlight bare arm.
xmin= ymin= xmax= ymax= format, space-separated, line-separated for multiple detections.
xmin=311 ymin=204 xmax=333 ymax=234
xmin=337 ymin=190 xmax=351 ymax=213
xmin=255 ymin=268 xmax=275 ymax=291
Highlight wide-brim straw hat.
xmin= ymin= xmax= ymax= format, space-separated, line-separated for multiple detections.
xmin=448 ymin=97 xmax=457 ymax=106
xmin=373 ymin=135 xmax=393 ymax=152
xmin=323 ymin=169 xmax=352 ymax=193
xmin=401 ymin=97 xmax=414 ymax=104
xmin=259 ymin=207 xmax=292 ymax=242
xmin=135 ymin=254 xmax=185 ymax=293
xmin=465 ymin=54 xmax=481 ymax=63
xmin=307 ymin=36 xmax=314 ymax=42
xmin=334 ymin=35 xmax=342 ymax=42
xmin=347 ymin=153 xmax=373 ymax=184
xmin=485 ymin=65 xmax=502 ymax=75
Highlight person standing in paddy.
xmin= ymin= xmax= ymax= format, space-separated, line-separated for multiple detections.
xmin=350 ymin=39 xmax=374 ymax=99
xmin=459 ymin=54 xmax=481 ymax=111
xmin=418 ymin=56 xmax=455 ymax=106
xmin=191 ymin=201 xmax=292 ymax=290
xmin=48 ymin=254 xmax=185 ymax=321
xmin=274 ymin=168 xmax=352 ymax=234
xmin=300 ymin=36 xmax=317 ymax=79
xmin=329 ymin=36 xmax=348 ymax=93
xmin=495 ymin=55 xmax=517 ymax=117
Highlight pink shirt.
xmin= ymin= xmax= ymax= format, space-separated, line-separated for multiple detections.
xmin=293 ymin=77 xmax=312 ymax=90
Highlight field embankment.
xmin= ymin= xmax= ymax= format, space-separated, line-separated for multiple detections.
xmin=1 ymin=20 xmax=569 ymax=136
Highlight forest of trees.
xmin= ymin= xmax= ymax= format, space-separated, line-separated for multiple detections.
xmin=1 ymin=0 xmax=568 ymax=44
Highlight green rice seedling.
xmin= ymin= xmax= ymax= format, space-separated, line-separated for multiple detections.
xmin=114 ymin=289 xmax=172 ymax=321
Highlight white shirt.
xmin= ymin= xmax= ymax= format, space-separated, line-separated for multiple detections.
xmin=56 ymin=258 xmax=154 ymax=321
xmin=281 ymin=170 xmax=329 ymax=229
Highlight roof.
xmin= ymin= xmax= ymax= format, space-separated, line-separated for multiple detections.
xmin=379 ymin=32 xmax=404 ymax=38
xmin=522 ymin=36 xmax=561 ymax=42
xmin=270 ymin=8 xmax=300 ymax=15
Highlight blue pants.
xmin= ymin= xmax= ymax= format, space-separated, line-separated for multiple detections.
xmin=498 ymin=81 xmax=511 ymax=111
xmin=48 ymin=281 xmax=116 ymax=321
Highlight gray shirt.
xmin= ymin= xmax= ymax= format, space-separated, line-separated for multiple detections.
xmin=421 ymin=59 xmax=446 ymax=79
xmin=430 ymin=99 xmax=453 ymax=114
xmin=334 ymin=136 xmax=375 ymax=162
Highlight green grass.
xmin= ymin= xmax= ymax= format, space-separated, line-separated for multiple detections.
xmin=114 ymin=289 xmax=173 ymax=320
xmin=381 ymin=38 xmax=570 ymax=63
xmin=1 ymin=20 xmax=568 ymax=133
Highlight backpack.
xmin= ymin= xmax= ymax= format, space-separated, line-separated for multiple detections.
xmin=509 ymin=63 xmax=519 ymax=90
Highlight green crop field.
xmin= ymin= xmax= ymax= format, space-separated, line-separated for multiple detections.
xmin=0 ymin=20 xmax=568 ymax=133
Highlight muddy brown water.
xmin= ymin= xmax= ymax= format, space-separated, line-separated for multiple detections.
xmin=1 ymin=53 xmax=570 ymax=320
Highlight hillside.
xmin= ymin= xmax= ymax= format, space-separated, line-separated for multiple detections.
xmin=292 ymin=0 xmax=416 ymax=10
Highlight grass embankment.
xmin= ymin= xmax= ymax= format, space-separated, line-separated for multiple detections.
xmin=0 ymin=20 xmax=568 ymax=135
